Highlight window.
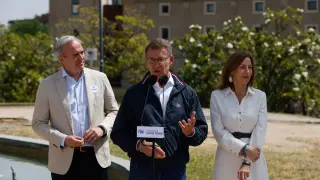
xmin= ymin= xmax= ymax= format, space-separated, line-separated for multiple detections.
xmin=204 ymin=25 xmax=215 ymax=33
xmin=159 ymin=26 xmax=170 ymax=40
xmin=72 ymin=0 xmax=80 ymax=15
xmin=204 ymin=1 xmax=216 ymax=15
xmin=112 ymin=0 xmax=122 ymax=5
xmin=305 ymin=0 xmax=318 ymax=12
xmin=108 ymin=0 xmax=122 ymax=5
xmin=305 ymin=24 xmax=318 ymax=32
xmin=159 ymin=3 xmax=170 ymax=16
xmin=252 ymin=24 xmax=262 ymax=31
xmin=253 ymin=1 xmax=265 ymax=13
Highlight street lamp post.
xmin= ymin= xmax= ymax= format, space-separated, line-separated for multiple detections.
xmin=99 ymin=0 xmax=104 ymax=73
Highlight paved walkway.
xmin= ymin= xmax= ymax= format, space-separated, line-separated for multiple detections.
xmin=0 ymin=106 xmax=34 ymax=121
xmin=1 ymin=105 xmax=320 ymax=123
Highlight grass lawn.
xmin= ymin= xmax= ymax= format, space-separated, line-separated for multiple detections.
xmin=1 ymin=119 xmax=319 ymax=180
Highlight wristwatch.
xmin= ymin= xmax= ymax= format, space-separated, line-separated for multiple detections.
xmin=98 ymin=125 xmax=107 ymax=137
xmin=242 ymin=160 xmax=252 ymax=166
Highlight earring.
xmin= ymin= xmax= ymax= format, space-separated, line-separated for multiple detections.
xmin=229 ymin=75 xmax=233 ymax=83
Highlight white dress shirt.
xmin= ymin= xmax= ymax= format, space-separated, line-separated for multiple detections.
xmin=210 ymin=87 xmax=269 ymax=180
xmin=153 ymin=73 xmax=175 ymax=118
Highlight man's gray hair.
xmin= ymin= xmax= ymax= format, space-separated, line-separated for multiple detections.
xmin=145 ymin=38 xmax=172 ymax=57
xmin=52 ymin=35 xmax=83 ymax=57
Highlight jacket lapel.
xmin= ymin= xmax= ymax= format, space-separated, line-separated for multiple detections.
xmin=84 ymin=68 xmax=94 ymax=125
xmin=55 ymin=71 xmax=73 ymax=133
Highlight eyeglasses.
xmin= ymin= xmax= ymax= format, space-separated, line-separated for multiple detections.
xmin=147 ymin=57 xmax=170 ymax=64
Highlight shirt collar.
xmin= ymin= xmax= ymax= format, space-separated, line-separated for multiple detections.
xmin=247 ymin=87 xmax=255 ymax=95
xmin=167 ymin=72 xmax=175 ymax=86
xmin=224 ymin=86 xmax=255 ymax=97
xmin=61 ymin=67 xmax=85 ymax=79
xmin=61 ymin=67 xmax=68 ymax=77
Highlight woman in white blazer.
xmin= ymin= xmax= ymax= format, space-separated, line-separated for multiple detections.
xmin=210 ymin=51 xmax=269 ymax=180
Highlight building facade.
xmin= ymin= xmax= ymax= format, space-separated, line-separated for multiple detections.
xmin=121 ymin=0 xmax=319 ymax=70
xmin=122 ymin=0 xmax=320 ymax=40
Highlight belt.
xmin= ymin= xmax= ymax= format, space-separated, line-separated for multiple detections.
xmin=231 ymin=132 xmax=252 ymax=139
xmin=74 ymin=146 xmax=94 ymax=152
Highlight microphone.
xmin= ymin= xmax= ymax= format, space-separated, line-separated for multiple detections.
xmin=147 ymin=75 xmax=157 ymax=85
xmin=140 ymin=75 xmax=157 ymax=125
xmin=158 ymin=75 xmax=169 ymax=87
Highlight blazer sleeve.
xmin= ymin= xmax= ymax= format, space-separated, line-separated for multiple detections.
xmin=210 ymin=92 xmax=246 ymax=156
xmin=32 ymin=80 xmax=66 ymax=150
xmin=99 ymin=73 xmax=119 ymax=137
xmin=186 ymin=91 xmax=208 ymax=146
xmin=249 ymin=92 xmax=268 ymax=150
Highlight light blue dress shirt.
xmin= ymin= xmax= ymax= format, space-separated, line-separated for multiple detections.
xmin=61 ymin=68 xmax=91 ymax=147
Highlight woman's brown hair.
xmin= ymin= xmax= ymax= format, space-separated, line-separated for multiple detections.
xmin=217 ymin=51 xmax=255 ymax=90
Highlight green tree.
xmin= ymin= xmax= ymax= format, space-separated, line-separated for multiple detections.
xmin=55 ymin=6 xmax=154 ymax=83
xmin=174 ymin=7 xmax=320 ymax=117
xmin=9 ymin=19 xmax=48 ymax=36
xmin=0 ymin=27 xmax=56 ymax=102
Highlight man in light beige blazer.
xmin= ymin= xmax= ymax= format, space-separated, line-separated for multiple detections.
xmin=32 ymin=36 xmax=118 ymax=180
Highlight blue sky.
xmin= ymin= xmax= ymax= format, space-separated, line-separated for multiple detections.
xmin=0 ymin=0 xmax=49 ymax=25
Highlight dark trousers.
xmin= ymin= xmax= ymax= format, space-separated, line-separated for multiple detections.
xmin=51 ymin=148 xmax=108 ymax=180
xmin=129 ymin=158 xmax=186 ymax=180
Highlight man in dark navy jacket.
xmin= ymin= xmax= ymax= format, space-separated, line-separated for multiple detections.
xmin=110 ymin=38 xmax=208 ymax=180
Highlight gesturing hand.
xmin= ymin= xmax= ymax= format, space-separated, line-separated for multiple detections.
xmin=179 ymin=111 xmax=196 ymax=137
